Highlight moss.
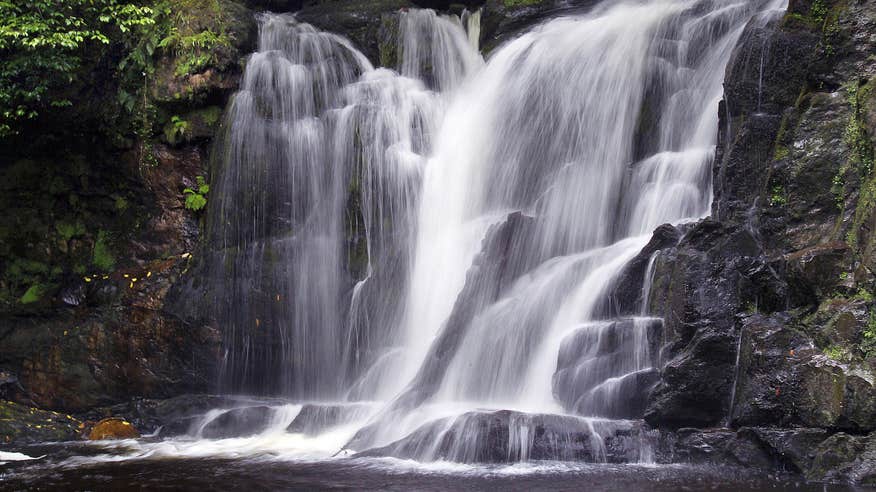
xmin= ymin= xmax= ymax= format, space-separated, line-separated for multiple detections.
xmin=92 ymin=230 xmax=116 ymax=272
xmin=114 ymin=196 xmax=129 ymax=212
xmin=196 ymin=105 xmax=223 ymax=127
xmin=845 ymin=79 xmax=876 ymax=251
xmin=845 ymin=81 xmax=875 ymax=176
xmin=823 ymin=344 xmax=850 ymax=361
xmin=378 ymin=14 xmax=400 ymax=69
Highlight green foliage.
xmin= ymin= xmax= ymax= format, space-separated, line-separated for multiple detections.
xmin=19 ymin=284 xmax=44 ymax=304
xmin=831 ymin=171 xmax=846 ymax=210
xmin=161 ymin=28 xmax=230 ymax=76
xmin=55 ymin=221 xmax=85 ymax=241
xmin=114 ymin=195 xmax=130 ymax=211
xmin=92 ymin=229 xmax=116 ymax=271
xmin=809 ymin=0 xmax=828 ymax=25
xmin=7 ymin=259 xmax=49 ymax=289
xmin=0 ymin=0 xmax=157 ymax=137
xmin=845 ymin=82 xmax=875 ymax=177
xmin=164 ymin=115 xmax=189 ymax=143
xmin=823 ymin=344 xmax=850 ymax=361
xmin=844 ymin=80 xmax=876 ymax=250
xmin=156 ymin=0 xmax=232 ymax=77
xmin=769 ymin=185 xmax=787 ymax=206
xmin=853 ymin=288 xmax=874 ymax=302
xmin=183 ymin=175 xmax=209 ymax=211
xmin=863 ymin=312 xmax=876 ymax=358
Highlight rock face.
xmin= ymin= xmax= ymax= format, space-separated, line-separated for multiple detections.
xmin=0 ymin=0 xmax=254 ymax=413
xmin=0 ymin=260 xmax=221 ymax=412
xmin=641 ymin=0 xmax=876 ymax=482
xmin=644 ymin=220 xmax=787 ymax=428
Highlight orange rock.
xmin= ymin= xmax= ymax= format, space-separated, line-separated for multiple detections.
xmin=88 ymin=418 xmax=140 ymax=440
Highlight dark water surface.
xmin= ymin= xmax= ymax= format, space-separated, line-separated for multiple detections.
xmin=0 ymin=443 xmax=867 ymax=491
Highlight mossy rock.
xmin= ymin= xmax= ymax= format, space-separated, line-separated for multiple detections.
xmin=0 ymin=400 xmax=82 ymax=444
xmin=807 ymin=432 xmax=865 ymax=480
xmin=161 ymin=106 xmax=225 ymax=145
xmin=151 ymin=0 xmax=257 ymax=106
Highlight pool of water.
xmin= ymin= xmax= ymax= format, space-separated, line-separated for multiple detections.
xmin=0 ymin=442 xmax=863 ymax=491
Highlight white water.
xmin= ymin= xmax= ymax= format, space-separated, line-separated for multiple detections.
xmin=41 ymin=0 xmax=789 ymax=468
xmin=0 ymin=451 xmax=43 ymax=463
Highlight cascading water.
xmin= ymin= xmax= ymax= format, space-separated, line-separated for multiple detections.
xmin=88 ymin=0 xmax=788 ymax=466
xmin=203 ymin=10 xmax=480 ymax=398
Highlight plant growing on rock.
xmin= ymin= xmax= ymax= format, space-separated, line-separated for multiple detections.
xmin=183 ymin=175 xmax=209 ymax=212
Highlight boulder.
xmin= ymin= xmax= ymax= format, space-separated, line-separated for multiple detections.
xmin=357 ymin=409 xmax=654 ymax=463
xmin=88 ymin=418 xmax=140 ymax=440
xmin=200 ymin=405 xmax=274 ymax=439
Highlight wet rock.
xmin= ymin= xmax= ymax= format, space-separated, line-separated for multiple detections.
xmin=479 ymin=0 xmax=599 ymax=54
xmin=730 ymin=313 xmax=876 ymax=431
xmin=200 ymin=406 xmax=274 ymax=439
xmin=88 ymin=418 xmax=140 ymax=440
xmin=662 ymin=428 xmax=775 ymax=470
xmin=759 ymin=91 xmax=856 ymax=256
xmin=658 ymin=426 xmax=831 ymax=474
xmin=645 ymin=221 xmax=788 ymax=428
xmin=287 ymin=403 xmax=373 ymax=435
xmin=296 ymin=0 xmax=411 ymax=65
xmin=600 ymin=224 xmax=681 ymax=317
xmin=357 ymin=410 xmax=653 ymax=463
xmin=0 ymin=271 xmax=221 ymax=413
xmin=552 ymin=318 xmax=661 ymax=418
xmin=746 ymin=427 xmax=831 ymax=475
xmin=809 ymin=432 xmax=876 ymax=484
xmin=722 ymin=14 xmax=816 ymax=120
xmin=79 ymin=394 xmax=239 ymax=436
xmin=59 ymin=281 xmax=87 ymax=307
xmin=783 ymin=242 xmax=854 ymax=301
xmin=0 ymin=400 xmax=82 ymax=444
xmin=0 ymin=371 xmax=26 ymax=401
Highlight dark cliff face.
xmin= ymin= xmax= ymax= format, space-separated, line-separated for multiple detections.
xmin=0 ymin=0 xmax=258 ymax=411
xmin=640 ymin=0 xmax=876 ymax=482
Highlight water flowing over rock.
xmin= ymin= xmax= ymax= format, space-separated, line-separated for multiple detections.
xmin=184 ymin=0 xmax=790 ymax=463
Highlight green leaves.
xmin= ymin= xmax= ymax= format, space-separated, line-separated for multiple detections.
xmin=0 ymin=0 xmax=157 ymax=137
xmin=183 ymin=175 xmax=209 ymax=212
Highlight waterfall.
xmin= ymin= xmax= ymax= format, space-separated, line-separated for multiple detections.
xmin=194 ymin=0 xmax=787 ymax=463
